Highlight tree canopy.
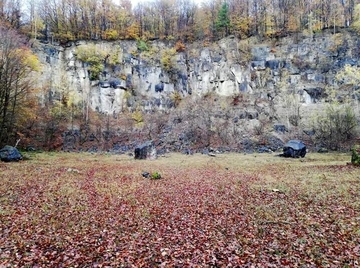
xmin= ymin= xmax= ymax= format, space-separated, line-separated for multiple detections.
xmin=0 ymin=0 xmax=357 ymax=43
xmin=0 ymin=24 xmax=40 ymax=146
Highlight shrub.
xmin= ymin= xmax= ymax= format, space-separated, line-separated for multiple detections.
xmin=75 ymin=44 xmax=106 ymax=80
xmin=103 ymin=29 xmax=119 ymax=40
xmin=311 ymin=104 xmax=358 ymax=150
xmin=137 ymin=39 xmax=149 ymax=52
xmin=131 ymin=110 xmax=144 ymax=127
xmin=151 ymin=171 xmax=161 ymax=180
xmin=161 ymin=48 xmax=177 ymax=72
xmin=170 ymin=91 xmax=182 ymax=107
xmin=89 ymin=62 xmax=103 ymax=80
xmin=175 ymin=40 xmax=186 ymax=52
xmin=76 ymin=44 xmax=105 ymax=63
xmin=329 ymin=33 xmax=344 ymax=53
xmin=351 ymin=145 xmax=360 ymax=165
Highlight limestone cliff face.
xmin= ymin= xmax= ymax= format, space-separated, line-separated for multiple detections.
xmin=34 ymin=30 xmax=360 ymax=115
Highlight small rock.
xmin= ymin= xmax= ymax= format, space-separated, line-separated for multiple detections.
xmin=67 ymin=168 xmax=80 ymax=173
xmin=142 ymin=172 xmax=150 ymax=178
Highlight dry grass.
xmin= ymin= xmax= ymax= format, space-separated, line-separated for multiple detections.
xmin=0 ymin=152 xmax=359 ymax=266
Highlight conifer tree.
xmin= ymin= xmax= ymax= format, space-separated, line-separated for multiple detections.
xmin=216 ymin=2 xmax=230 ymax=37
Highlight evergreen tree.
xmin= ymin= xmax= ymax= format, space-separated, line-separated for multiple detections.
xmin=216 ymin=2 xmax=230 ymax=37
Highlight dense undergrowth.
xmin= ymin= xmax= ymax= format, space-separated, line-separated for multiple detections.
xmin=0 ymin=152 xmax=359 ymax=267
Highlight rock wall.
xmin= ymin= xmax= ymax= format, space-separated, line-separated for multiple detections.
xmin=34 ymin=30 xmax=360 ymax=115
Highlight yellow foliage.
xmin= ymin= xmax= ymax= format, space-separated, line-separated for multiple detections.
xmin=126 ymin=23 xmax=140 ymax=40
xmin=54 ymin=31 xmax=75 ymax=43
xmin=142 ymin=31 xmax=155 ymax=41
xmin=131 ymin=110 xmax=144 ymax=126
xmin=336 ymin=64 xmax=360 ymax=86
xmin=313 ymin=21 xmax=322 ymax=32
xmin=329 ymin=33 xmax=344 ymax=52
xmin=75 ymin=44 xmax=107 ymax=62
xmin=170 ymin=91 xmax=182 ymax=107
xmin=160 ymin=48 xmax=177 ymax=72
xmin=287 ymin=16 xmax=300 ymax=32
xmin=107 ymin=47 xmax=121 ymax=66
xmin=15 ymin=95 xmax=39 ymax=127
xmin=120 ymin=73 xmax=127 ymax=80
xmin=231 ymin=16 xmax=250 ymax=38
xmin=166 ymin=35 xmax=175 ymax=41
xmin=104 ymin=29 xmax=119 ymax=40
xmin=16 ymin=48 xmax=41 ymax=72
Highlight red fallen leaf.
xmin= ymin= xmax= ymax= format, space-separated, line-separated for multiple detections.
xmin=354 ymin=245 xmax=360 ymax=255
xmin=280 ymin=258 xmax=291 ymax=265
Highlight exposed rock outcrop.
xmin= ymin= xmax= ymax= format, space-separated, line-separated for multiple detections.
xmin=34 ymin=30 xmax=360 ymax=115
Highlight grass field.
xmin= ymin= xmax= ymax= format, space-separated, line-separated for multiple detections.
xmin=0 ymin=152 xmax=359 ymax=267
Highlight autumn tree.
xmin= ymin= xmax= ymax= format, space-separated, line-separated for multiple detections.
xmin=197 ymin=0 xmax=221 ymax=41
xmin=0 ymin=25 xmax=40 ymax=147
xmin=275 ymin=70 xmax=302 ymax=128
xmin=0 ymin=0 xmax=21 ymax=29
xmin=228 ymin=0 xmax=250 ymax=38
xmin=155 ymin=0 xmax=177 ymax=38
xmin=307 ymin=64 xmax=360 ymax=151
xmin=176 ymin=0 xmax=197 ymax=41
xmin=351 ymin=3 xmax=360 ymax=34
xmin=20 ymin=0 xmax=358 ymax=43
xmin=134 ymin=1 xmax=160 ymax=39
xmin=335 ymin=64 xmax=360 ymax=115
xmin=311 ymin=104 xmax=358 ymax=150
xmin=116 ymin=0 xmax=135 ymax=39
xmin=23 ymin=0 xmax=45 ymax=39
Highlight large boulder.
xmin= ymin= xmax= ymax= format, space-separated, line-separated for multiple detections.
xmin=134 ymin=140 xmax=157 ymax=160
xmin=351 ymin=145 xmax=360 ymax=165
xmin=0 ymin=146 xmax=23 ymax=162
xmin=282 ymin=140 xmax=306 ymax=158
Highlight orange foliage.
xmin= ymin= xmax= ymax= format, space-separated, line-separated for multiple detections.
xmin=175 ymin=40 xmax=186 ymax=52
xmin=126 ymin=23 xmax=140 ymax=40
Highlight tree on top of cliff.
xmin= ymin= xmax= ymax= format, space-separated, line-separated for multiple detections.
xmin=0 ymin=0 xmax=21 ymax=29
xmin=216 ymin=2 xmax=230 ymax=38
xmin=17 ymin=0 xmax=357 ymax=43
xmin=351 ymin=4 xmax=360 ymax=35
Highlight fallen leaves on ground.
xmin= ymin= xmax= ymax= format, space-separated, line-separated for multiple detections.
xmin=0 ymin=153 xmax=359 ymax=267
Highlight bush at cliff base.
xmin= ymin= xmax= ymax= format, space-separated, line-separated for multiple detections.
xmin=351 ymin=145 xmax=360 ymax=165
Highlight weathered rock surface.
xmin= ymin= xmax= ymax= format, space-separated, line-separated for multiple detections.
xmin=34 ymin=30 xmax=360 ymax=115
xmin=31 ymin=30 xmax=360 ymax=154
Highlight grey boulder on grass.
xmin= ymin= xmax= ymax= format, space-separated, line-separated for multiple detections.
xmin=0 ymin=145 xmax=23 ymax=162
xmin=282 ymin=140 xmax=306 ymax=158
xmin=134 ymin=140 xmax=157 ymax=160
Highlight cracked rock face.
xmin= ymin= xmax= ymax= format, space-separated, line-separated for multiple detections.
xmin=35 ymin=31 xmax=360 ymax=114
